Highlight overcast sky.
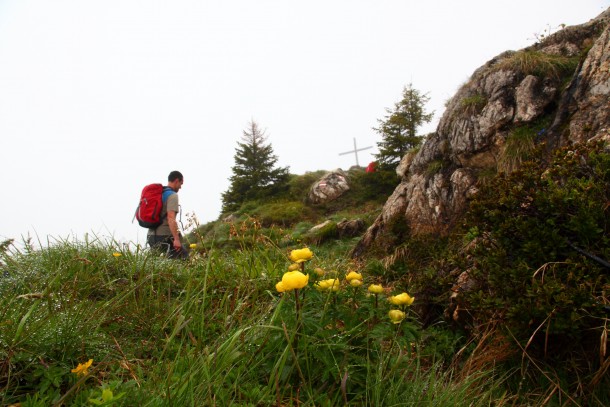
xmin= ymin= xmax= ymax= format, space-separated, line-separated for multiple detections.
xmin=1 ymin=0 xmax=608 ymax=248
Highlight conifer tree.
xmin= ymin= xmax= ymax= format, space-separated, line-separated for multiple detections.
xmin=374 ymin=83 xmax=433 ymax=169
xmin=222 ymin=121 xmax=290 ymax=213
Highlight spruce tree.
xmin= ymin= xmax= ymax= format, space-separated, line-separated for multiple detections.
xmin=222 ymin=121 xmax=290 ymax=213
xmin=374 ymin=83 xmax=433 ymax=169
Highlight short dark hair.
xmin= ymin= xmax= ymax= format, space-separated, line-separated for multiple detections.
xmin=168 ymin=171 xmax=183 ymax=182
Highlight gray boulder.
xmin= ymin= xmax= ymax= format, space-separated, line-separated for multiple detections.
xmin=308 ymin=220 xmax=333 ymax=233
xmin=308 ymin=170 xmax=350 ymax=204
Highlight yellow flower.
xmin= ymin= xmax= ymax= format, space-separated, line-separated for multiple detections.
xmin=345 ymin=271 xmax=362 ymax=282
xmin=349 ymin=279 xmax=363 ymax=287
xmin=189 ymin=243 xmax=197 ymax=249
xmin=71 ymin=359 xmax=93 ymax=376
xmin=289 ymin=248 xmax=314 ymax=263
xmin=328 ymin=278 xmax=340 ymax=291
xmin=112 ymin=252 xmax=122 ymax=258
xmin=314 ymin=267 xmax=325 ymax=276
xmin=315 ymin=279 xmax=330 ymax=291
xmin=315 ymin=278 xmax=340 ymax=292
xmin=368 ymin=284 xmax=384 ymax=294
xmin=288 ymin=263 xmax=301 ymax=271
xmin=281 ymin=271 xmax=309 ymax=290
xmin=276 ymin=281 xmax=286 ymax=293
xmin=388 ymin=309 xmax=406 ymax=324
xmin=388 ymin=292 xmax=415 ymax=306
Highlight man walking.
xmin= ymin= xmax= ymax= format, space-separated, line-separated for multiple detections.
xmin=147 ymin=170 xmax=188 ymax=259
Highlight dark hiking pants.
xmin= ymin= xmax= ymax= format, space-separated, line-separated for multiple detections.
xmin=147 ymin=235 xmax=188 ymax=260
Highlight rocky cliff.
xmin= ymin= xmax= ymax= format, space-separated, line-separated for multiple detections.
xmin=353 ymin=7 xmax=610 ymax=257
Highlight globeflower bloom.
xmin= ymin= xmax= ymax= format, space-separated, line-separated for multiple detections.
xmin=112 ymin=252 xmax=122 ymax=258
xmin=71 ymin=359 xmax=93 ymax=376
xmin=388 ymin=292 xmax=415 ymax=306
xmin=276 ymin=281 xmax=286 ymax=293
xmin=329 ymin=279 xmax=340 ymax=291
xmin=189 ymin=243 xmax=197 ymax=249
xmin=316 ymin=278 xmax=340 ymax=292
xmin=289 ymin=248 xmax=314 ymax=263
xmin=288 ymin=263 xmax=301 ymax=271
xmin=388 ymin=309 xmax=406 ymax=324
xmin=368 ymin=284 xmax=383 ymax=294
xmin=314 ymin=267 xmax=325 ymax=276
xmin=349 ymin=279 xmax=363 ymax=287
xmin=345 ymin=271 xmax=362 ymax=282
xmin=281 ymin=270 xmax=309 ymax=290
xmin=315 ymin=280 xmax=329 ymax=291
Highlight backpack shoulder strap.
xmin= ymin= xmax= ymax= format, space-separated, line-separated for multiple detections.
xmin=162 ymin=186 xmax=176 ymax=203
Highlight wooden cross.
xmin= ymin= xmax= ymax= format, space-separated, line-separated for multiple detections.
xmin=339 ymin=138 xmax=372 ymax=167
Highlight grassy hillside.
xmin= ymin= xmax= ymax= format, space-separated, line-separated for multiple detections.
xmin=1 ymin=140 xmax=609 ymax=405
xmin=191 ymin=167 xmax=399 ymax=251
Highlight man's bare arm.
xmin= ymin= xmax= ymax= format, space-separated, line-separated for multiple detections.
xmin=167 ymin=211 xmax=182 ymax=249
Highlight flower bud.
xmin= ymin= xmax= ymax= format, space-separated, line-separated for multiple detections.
xmin=388 ymin=309 xmax=406 ymax=324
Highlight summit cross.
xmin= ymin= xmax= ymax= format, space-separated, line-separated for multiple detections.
xmin=338 ymin=138 xmax=372 ymax=167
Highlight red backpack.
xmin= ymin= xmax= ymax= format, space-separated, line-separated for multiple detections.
xmin=135 ymin=184 xmax=175 ymax=228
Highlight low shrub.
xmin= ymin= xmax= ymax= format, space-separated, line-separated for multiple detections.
xmin=250 ymin=201 xmax=314 ymax=227
xmin=462 ymin=139 xmax=610 ymax=399
xmin=348 ymin=168 xmax=400 ymax=204
xmin=287 ymin=171 xmax=326 ymax=201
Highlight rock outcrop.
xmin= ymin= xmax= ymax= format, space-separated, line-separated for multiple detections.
xmin=309 ymin=218 xmax=365 ymax=239
xmin=353 ymin=8 xmax=610 ymax=257
xmin=336 ymin=218 xmax=365 ymax=238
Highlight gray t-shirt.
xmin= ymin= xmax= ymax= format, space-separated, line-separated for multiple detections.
xmin=147 ymin=192 xmax=179 ymax=236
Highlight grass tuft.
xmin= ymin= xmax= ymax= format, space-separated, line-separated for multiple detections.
xmin=494 ymin=50 xmax=579 ymax=79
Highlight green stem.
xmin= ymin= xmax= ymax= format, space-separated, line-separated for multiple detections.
xmin=294 ymin=289 xmax=301 ymax=320
xmin=293 ymin=288 xmax=302 ymax=366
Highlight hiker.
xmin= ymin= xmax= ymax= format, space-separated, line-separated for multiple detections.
xmin=146 ymin=170 xmax=188 ymax=259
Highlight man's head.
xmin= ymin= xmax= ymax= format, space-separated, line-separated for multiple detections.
xmin=167 ymin=170 xmax=184 ymax=192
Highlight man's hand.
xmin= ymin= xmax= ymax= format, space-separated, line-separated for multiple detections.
xmin=173 ymin=238 xmax=182 ymax=251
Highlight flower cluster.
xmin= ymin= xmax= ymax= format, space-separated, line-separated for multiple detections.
xmin=276 ymin=248 xmax=315 ymax=292
xmin=275 ymin=248 xmax=416 ymax=325
xmin=387 ymin=292 xmax=415 ymax=324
